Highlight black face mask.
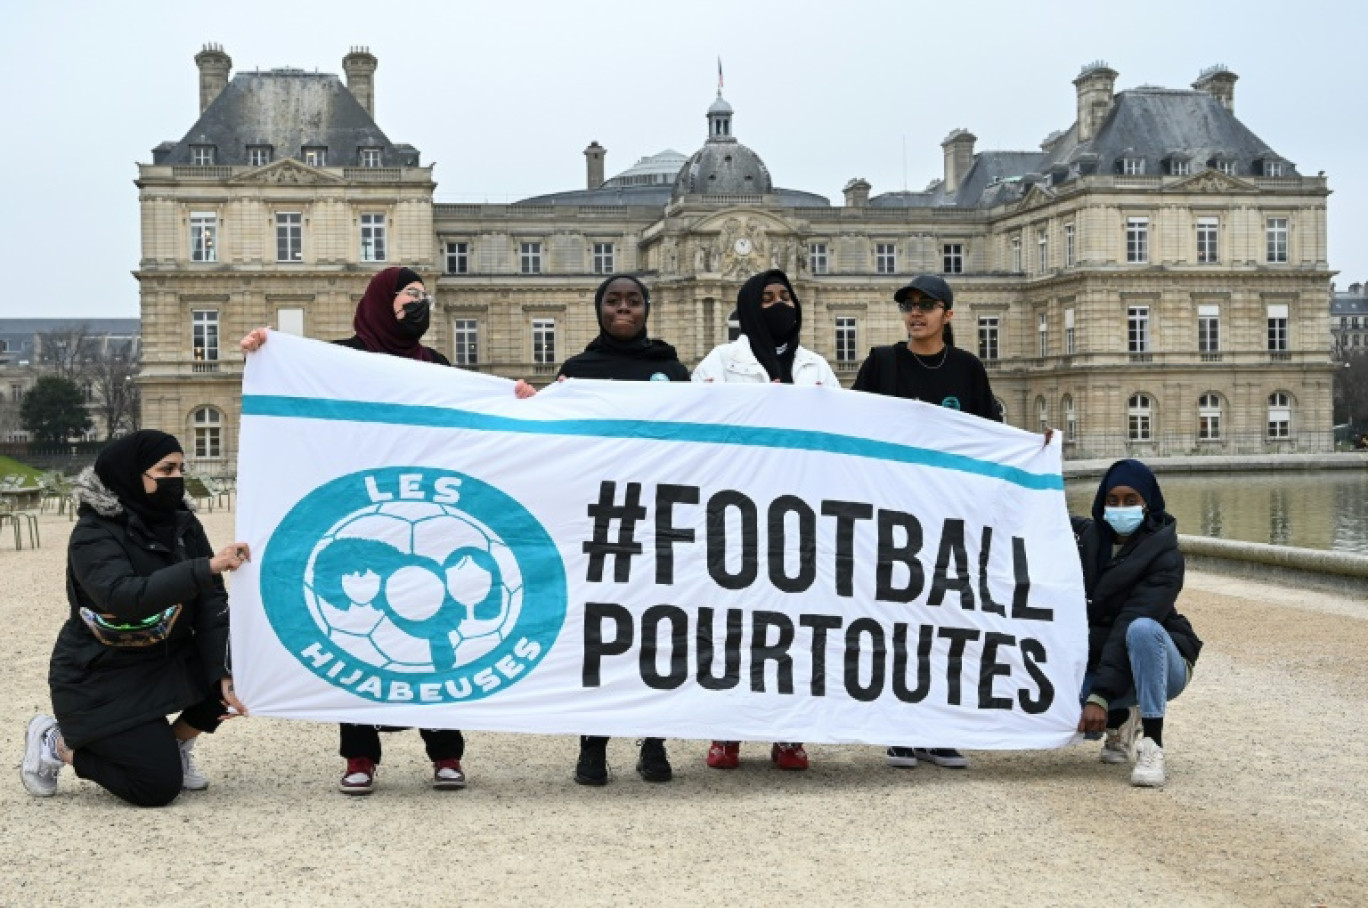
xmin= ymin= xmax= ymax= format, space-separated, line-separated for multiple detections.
xmin=147 ymin=476 xmax=184 ymax=514
xmin=761 ymin=304 xmax=797 ymax=342
xmin=397 ymin=299 xmax=431 ymax=338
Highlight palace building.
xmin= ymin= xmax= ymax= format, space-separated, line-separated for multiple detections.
xmin=136 ymin=48 xmax=1334 ymax=465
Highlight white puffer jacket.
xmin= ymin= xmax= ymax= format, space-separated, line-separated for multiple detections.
xmin=691 ymin=336 xmax=841 ymax=387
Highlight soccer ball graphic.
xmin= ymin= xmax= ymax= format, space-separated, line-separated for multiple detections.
xmin=303 ymin=500 xmax=524 ymax=672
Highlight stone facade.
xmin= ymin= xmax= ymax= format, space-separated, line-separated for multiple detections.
xmin=137 ymin=51 xmax=1335 ymax=468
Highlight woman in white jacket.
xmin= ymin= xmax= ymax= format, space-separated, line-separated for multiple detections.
xmin=692 ymin=268 xmax=839 ymax=772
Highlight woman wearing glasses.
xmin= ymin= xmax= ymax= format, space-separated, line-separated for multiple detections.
xmin=241 ymin=266 xmax=533 ymax=794
xmin=21 ymin=430 xmax=251 ymax=805
xmin=853 ymin=274 xmax=1000 ymax=772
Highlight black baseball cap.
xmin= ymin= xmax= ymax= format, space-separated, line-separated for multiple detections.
xmin=894 ymin=275 xmax=954 ymax=308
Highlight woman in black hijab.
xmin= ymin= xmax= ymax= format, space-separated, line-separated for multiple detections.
xmin=21 ymin=430 xmax=251 ymax=806
xmin=558 ymin=274 xmax=689 ymax=382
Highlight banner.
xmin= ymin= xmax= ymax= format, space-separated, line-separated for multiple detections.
xmin=233 ymin=332 xmax=1086 ymax=748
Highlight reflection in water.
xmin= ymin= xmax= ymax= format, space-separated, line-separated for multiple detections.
xmin=1065 ymin=470 xmax=1368 ymax=554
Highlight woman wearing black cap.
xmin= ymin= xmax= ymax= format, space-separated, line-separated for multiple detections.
xmin=1072 ymin=459 xmax=1201 ymax=788
xmin=693 ymin=269 xmax=839 ymax=772
xmin=559 ymin=274 xmax=688 ymax=785
xmin=20 ymin=430 xmax=251 ymax=805
xmin=854 ymin=274 xmax=999 ymax=771
xmin=242 ymin=266 xmax=534 ymax=795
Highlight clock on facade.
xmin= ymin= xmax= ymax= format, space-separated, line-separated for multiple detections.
xmin=733 ymin=237 xmax=753 ymax=256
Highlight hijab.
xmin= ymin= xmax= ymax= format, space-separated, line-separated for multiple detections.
xmin=93 ymin=430 xmax=184 ymax=539
xmin=1089 ymin=458 xmax=1168 ymax=573
xmin=352 ymin=266 xmax=434 ymax=361
xmin=736 ymin=269 xmax=802 ymax=384
xmin=587 ymin=274 xmax=653 ymax=355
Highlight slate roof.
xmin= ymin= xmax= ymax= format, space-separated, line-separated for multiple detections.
xmin=151 ymin=70 xmax=415 ymax=167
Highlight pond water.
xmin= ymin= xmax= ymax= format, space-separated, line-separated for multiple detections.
xmin=1063 ymin=469 xmax=1368 ymax=555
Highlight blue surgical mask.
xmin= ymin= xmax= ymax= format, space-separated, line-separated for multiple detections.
xmin=1103 ymin=506 xmax=1145 ymax=536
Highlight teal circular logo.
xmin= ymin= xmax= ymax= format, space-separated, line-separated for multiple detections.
xmin=261 ymin=467 xmax=566 ymax=703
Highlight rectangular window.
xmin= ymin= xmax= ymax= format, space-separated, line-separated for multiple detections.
xmin=1126 ymin=218 xmax=1149 ymax=264
xmin=360 ymin=213 xmax=387 ymax=262
xmin=978 ymin=317 xmax=1000 ymax=362
xmin=1170 ymin=159 xmax=1190 ymax=176
xmin=359 ymin=148 xmax=382 ymax=168
xmin=1064 ymin=308 xmax=1076 ymax=355
xmin=247 ymin=145 xmax=272 ymax=167
xmin=592 ymin=242 xmax=615 ymax=275
xmin=1268 ymin=394 xmax=1291 ymax=438
xmin=532 ymin=318 xmax=556 ymax=365
xmin=1037 ymin=229 xmax=1049 ymax=274
xmin=521 ymin=242 xmax=542 ymax=275
xmin=942 ymin=244 xmax=964 ymax=275
xmin=1011 ymin=236 xmax=1022 ymax=272
xmin=835 ymin=317 xmax=857 ymax=364
xmin=1037 ymin=312 xmax=1048 ymax=357
xmin=191 ymin=310 xmax=219 ymax=363
xmin=193 ymin=409 xmax=221 ymax=458
xmin=1267 ymin=303 xmax=1289 ymax=352
xmin=809 ymin=243 xmax=828 ymax=275
xmin=1266 ymin=217 xmax=1288 ymax=263
xmin=445 ymin=242 xmax=469 ymax=274
xmin=190 ymin=212 xmax=217 ymax=263
xmin=1264 ymin=161 xmax=1284 ymax=178
xmin=875 ymin=243 xmax=897 ymax=274
xmin=1064 ymin=224 xmax=1075 ymax=267
xmin=276 ymin=212 xmax=302 ymax=262
xmin=1215 ymin=160 xmax=1235 ymax=176
xmin=453 ymin=319 xmax=479 ymax=367
xmin=1199 ymin=395 xmax=1222 ymax=441
xmin=1197 ymin=217 xmax=1219 ymax=264
xmin=1122 ymin=158 xmax=1144 ymax=175
xmin=276 ymin=308 xmax=304 ymax=336
xmin=1128 ymin=306 xmax=1150 ymax=353
xmin=190 ymin=145 xmax=215 ymax=166
xmin=302 ymin=146 xmax=327 ymax=167
xmin=1198 ymin=304 xmax=1221 ymax=354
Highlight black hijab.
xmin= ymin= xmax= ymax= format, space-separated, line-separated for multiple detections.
xmin=93 ymin=430 xmax=184 ymax=534
xmin=581 ymin=274 xmax=681 ymax=362
xmin=736 ymin=269 xmax=801 ymax=384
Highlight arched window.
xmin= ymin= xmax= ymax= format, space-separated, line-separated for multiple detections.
xmin=1035 ymin=395 xmax=1048 ymax=432
xmin=1127 ymin=393 xmax=1153 ymax=442
xmin=1267 ymin=392 xmax=1291 ymax=439
xmin=1062 ymin=394 xmax=1076 ymax=442
xmin=190 ymin=406 xmax=222 ymax=459
xmin=1198 ymin=393 xmax=1222 ymax=441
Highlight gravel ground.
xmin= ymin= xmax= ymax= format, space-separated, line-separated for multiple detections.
xmin=2 ymin=508 xmax=1365 ymax=907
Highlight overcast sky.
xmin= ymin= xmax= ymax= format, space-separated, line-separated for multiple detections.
xmin=3 ymin=0 xmax=1363 ymax=319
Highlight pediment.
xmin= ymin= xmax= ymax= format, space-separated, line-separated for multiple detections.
xmin=1167 ymin=169 xmax=1258 ymax=193
xmin=231 ymin=158 xmax=344 ymax=186
xmin=694 ymin=209 xmax=794 ymax=237
xmin=1014 ymin=183 xmax=1055 ymax=212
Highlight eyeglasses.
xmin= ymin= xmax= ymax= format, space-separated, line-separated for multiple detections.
xmin=398 ymin=288 xmax=430 ymax=301
xmin=898 ymin=299 xmax=945 ymax=313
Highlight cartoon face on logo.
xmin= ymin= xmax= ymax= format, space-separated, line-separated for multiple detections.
xmin=261 ymin=467 xmax=566 ymax=704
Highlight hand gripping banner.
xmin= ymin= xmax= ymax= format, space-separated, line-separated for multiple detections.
xmin=233 ymin=332 xmax=1086 ymax=747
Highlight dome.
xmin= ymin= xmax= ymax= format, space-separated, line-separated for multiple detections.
xmin=708 ymin=95 xmax=733 ymax=115
xmin=671 ymin=142 xmax=773 ymax=197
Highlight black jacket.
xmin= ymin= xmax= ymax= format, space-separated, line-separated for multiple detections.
xmin=559 ymin=338 xmax=690 ymax=382
xmin=49 ymin=469 xmax=230 ymax=748
xmin=852 ymin=343 xmax=1000 ymax=422
xmin=1072 ymin=513 xmax=1202 ymax=705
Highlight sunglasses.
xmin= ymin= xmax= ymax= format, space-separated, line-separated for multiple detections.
xmin=897 ymin=299 xmax=945 ymax=313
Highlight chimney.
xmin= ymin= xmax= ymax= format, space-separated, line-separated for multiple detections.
xmin=941 ymin=129 xmax=977 ymax=195
xmin=1192 ymin=65 xmax=1238 ymax=113
xmin=584 ymin=141 xmax=606 ymax=190
xmin=194 ymin=43 xmax=232 ymax=114
xmin=1073 ymin=61 xmax=1118 ymax=144
xmin=843 ymin=178 xmax=871 ymax=208
xmin=343 ymin=47 xmax=379 ymax=118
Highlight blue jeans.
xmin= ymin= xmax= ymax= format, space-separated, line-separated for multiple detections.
xmin=1080 ymin=618 xmax=1189 ymax=720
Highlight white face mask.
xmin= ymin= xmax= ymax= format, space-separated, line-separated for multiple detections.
xmin=1103 ymin=505 xmax=1145 ymax=536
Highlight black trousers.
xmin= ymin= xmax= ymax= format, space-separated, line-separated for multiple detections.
xmin=338 ymin=723 xmax=464 ymax=763
xmin=71 ymin=697 xmax=223 ymax=807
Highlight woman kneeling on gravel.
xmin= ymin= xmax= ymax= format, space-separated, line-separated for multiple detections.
xmin=20 ymin=430 xmax=250 ymax=806
xmin=1072 ymin=459 xmax=1202 ymax=787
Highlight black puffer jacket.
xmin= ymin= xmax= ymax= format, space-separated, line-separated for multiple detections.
xmin=1072 ymin=513 xmax=1202 ymax=705
xmin=49 ymin=469 xmax=229 ymax=748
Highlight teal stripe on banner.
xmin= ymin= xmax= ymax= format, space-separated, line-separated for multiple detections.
xmin=242 ymin=394 xmax=1063 ymax=491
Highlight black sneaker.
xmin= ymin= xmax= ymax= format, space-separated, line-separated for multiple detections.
xmin=574 ymin=736 xmax=609 ymax=786
xmin=636 ymin=737 xmax=673 ymax=783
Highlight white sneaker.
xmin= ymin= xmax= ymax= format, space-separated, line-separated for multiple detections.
xmin=21 ymin=715 xmax=63 ymax=797
xmin=1100 ymin=707 xmax=1140 ymax=764
xmin=885 ymin=746 xmax=918 ymax=768
xmin=1131 ymin=737 xmax=1166 ymax=787
xmin=179 ymin=738 xmax=209 ymax=791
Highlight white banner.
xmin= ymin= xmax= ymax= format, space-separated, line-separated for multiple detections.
xmin=233 ymin=333 xmax=1086 ymax=748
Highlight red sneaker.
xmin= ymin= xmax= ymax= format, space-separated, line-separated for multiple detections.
xmin=432 ymin=758 xmax=467 ymax=790
xmin=340 ymin=757 xmax=376 ymax=795
xmin=706 ymin=740 xmax=740 ymax=769
xmin=771 ymin=743 xmax=809 ymax=771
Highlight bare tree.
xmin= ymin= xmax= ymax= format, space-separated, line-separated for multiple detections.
xmin=36 ymin=324 xmax=141 ymax=439
xmin=36 ymin=324 xmax=92 ymax=383
xmin=1333 ymin=348 xmax=1368 ymax=428
xmin=88 ymin=348 xmax=141 ymax=438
